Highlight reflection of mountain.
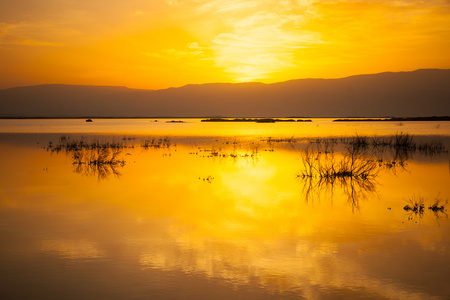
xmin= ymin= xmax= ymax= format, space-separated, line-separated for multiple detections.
xmin=1 ymin=69 xmax=450 ymax=117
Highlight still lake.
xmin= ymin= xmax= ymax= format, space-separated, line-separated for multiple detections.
xmin=0 ymin=119 xmax=449 ymax=299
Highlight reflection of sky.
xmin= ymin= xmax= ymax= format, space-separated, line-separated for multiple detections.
xmin=0 ymin=134 xmax=449 ymax=299
xmin=1 ymin=119 xmax=450 ymax=138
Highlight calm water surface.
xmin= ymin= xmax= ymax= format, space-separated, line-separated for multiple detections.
xmin=0 ymin=119 xmax=449 ymax=299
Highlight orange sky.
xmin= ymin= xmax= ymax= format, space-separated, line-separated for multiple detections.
xmin=1 ymin=0 xmax=449 ymax=90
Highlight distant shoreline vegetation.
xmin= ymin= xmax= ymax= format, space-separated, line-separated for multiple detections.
xmin=201 ymin=118 xmax=312 ymax=123
xmin=333 ymin=116 xmax=450 ymax=122
xmin=0 ymin=116 xmax=449 ymax=121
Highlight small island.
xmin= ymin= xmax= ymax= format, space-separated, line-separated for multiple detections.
xmin=201 ymin=118 xmax=312 ymax=123
xmin=333 ymin=116 xmax=450 ymax=122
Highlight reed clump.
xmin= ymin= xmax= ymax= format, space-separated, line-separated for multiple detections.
xmin=428 ymin=194 xmax=448 ymax=213
xmin=338 ymin=132 xmax=448 ymax=159
xmin=298 ymin=146 xmax=378 ymax=211
xmin=72 ymin=148 xmax=125 ymax=167
xmin=46 ymin=136 xmax=128 ymax=179
xmin=72 ymin=148 xmax=125 ymax=180
xmin=142 ymin=137 xmax=171 ymax=149
xmin=47 ymin=136 xmax=126 ymax=153
xmin=402 ymin=194 xmax=448 ymax=223
xmin=299 ymin=147 xmax=378 ymax=180
xmin=403 ymin=195 xmax=425 ymax=213
xmin=418 ymin=141 xmax=448 ymax=155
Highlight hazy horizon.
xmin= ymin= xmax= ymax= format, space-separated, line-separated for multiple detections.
xmin=1 ymin=69 xmax=449 ymax=118
xmin=1 ymin=67 xmax=447 ymax=91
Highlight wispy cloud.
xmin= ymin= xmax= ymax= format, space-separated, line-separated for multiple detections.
xmin=142 ymin=42 xmax=208 ymax=60
xmin=0 ymin=22 xmax=75 ymax=47
xmin=189 ymin=0 xmax=323 ymax=81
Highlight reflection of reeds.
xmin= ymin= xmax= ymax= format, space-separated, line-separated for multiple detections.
xmin=418 ymin=141 xmax=448 ymax=156
xmin=47 ymin=136 xmax=127 ymax=180
xmin=429 ymin=194 xmax=448 ymax=212
xmin=403 ymin=195 xmax=425 ymax=213
xmin=393 ymin=132 xmax=415 ymax=149
xmin=72 ymin=148 xmax=125 ymax=180
xmin=142 ymin=137 xmax=171 ymax=149
xmin=403 ymin=194 xmax=448 ymax=224
xmin=299 ymin=147 xmax=378 ymax=181
xmin=48 ymin=136 xmax=125 ymax=154
xmin=428 ymin=194 xmax=448 ymax=225
xmin=298 ymin=146 xmax=378 ymax=211
xmin=340 ymin=132 xmax=447 ymax=154
xmin=336 ymin=132 xmax=448 ymax=164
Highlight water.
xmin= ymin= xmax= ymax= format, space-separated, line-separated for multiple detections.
xmin=0 ymin=118 xmax=449 ymax=137
xmin=0 ymin=119 xmax=449 ymax=299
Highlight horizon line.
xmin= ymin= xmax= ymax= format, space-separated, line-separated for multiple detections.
xmin=1 ymin=68 xmax=447 ymax=92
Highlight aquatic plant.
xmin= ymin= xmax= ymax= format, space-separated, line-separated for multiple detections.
xmin=349 ymin=134 xmax=369 ymax=149
xmin=142 ymin=137 xmax=171 ymax=149
xmin=402 ymin=194 xmax=448 ymax=224
xmin=417 ymin=141 xmax=447 ymax=155
xmin=428 ymin=194 xmax=448 ymax=213
xmin=393 ymin=132 xmax=415 ymax=149
xmin=46 ymin=137 xmax=128 ymax=179
xmin=299 ymin=146 xmax=378 ymax=180
xmin=72 ymin=147 xmax=125 ymax=180
xmin=428 ymin=194 xmax=448 ymax=224
xmin=370 ymin=136 xmax=393 ymax=148
xmin=403 ymin=195 xmax=425 ymax=213
xmin=47 ymin=136 xmax=128 ymax=154
xmin=298 ymin=146 xmax=379 ymax=211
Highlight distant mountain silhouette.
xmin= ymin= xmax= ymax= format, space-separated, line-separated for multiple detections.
xmin=1 ymin=69 xmax=449 ymax=117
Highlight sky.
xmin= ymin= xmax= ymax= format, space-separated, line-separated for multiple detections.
xmin=0 ymin=0 xmax=449 ymax=90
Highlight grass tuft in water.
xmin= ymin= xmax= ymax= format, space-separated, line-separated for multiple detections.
xmin=403 ymin=195 xmax=425 ymax=213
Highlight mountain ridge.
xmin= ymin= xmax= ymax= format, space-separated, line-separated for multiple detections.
xmin=1 ymin=69 xmax=449 ymax=118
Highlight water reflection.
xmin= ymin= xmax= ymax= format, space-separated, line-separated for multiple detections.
xmin=403 ymin=194 xmax=448 ymax=224
xmin=295 ymin=134 xmax=449 ymax=211
xmin=44 ymin=134 xmax=449 ymax=212
xmin=0 ymin=131 xmax=449 ymax=299
xmin=297 ymin=143 xmax=403 ymax=211
xmin=46 ymin=136 xmax=128 ymax=180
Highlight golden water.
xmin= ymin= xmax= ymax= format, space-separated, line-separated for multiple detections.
xmin=0 ymin=120 xmax=449 ymax=299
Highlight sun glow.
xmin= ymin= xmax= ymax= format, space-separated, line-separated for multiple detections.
xmin=0 ymin=0 xmax=449 ymax=89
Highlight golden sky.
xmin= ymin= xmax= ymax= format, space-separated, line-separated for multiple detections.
xmin=1 ymin=0 xmax=449 ymax=89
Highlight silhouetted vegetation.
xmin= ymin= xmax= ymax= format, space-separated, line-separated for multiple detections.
xmin=298 ymin=145 xmax=379 ymax=210
xmin=298 ymin=147 xmax=378 ymax=181
xmin=295 ymin=131 xmax=447 ymax=211
xmin=72 ymin=148 xmax=125 ymax=180
xmin=334 ymin=116 xmax=450 ymax=122
xmin=403 ymin=194 xmax=448 ymax=223
xmin=338 ymin=132 xmax=448 ymax=157
xmin=46 ymin=136 xmax=129 ymax=179
xmin=142 ymin=137 xmax=171 ymax=149
xmin=403 ymin=195 xmax=425 ymax=213
xmin=201 ymin=118 xmax=310 ymax=122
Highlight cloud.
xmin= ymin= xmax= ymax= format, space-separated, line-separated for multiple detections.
xmin=190 ymin=0 xmax=323 ymax=81
xmin=166 ymin=0 xmax=180 ymax=6
xmin=142 ymin=42 xmax=207 ymax=60
xmin=0 ymin=22 xmax=73 ymax=47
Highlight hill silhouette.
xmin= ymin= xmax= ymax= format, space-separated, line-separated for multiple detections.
xmin=0 ymin=69 xmax=449 ymax=117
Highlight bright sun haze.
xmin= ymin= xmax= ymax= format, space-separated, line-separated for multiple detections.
xmin=0 ymin=0 xmax=449 ymax=89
